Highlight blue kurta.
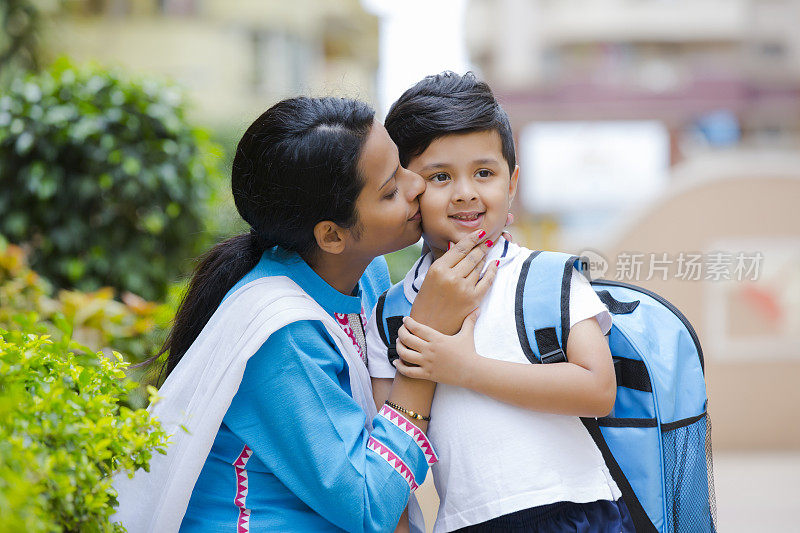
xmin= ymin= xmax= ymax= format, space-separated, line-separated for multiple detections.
xmin=180 ymin=247 xmax=431 ymax=532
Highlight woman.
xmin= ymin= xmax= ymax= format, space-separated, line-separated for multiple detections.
xmin=113 ymin=97 xmax=496 ymax=532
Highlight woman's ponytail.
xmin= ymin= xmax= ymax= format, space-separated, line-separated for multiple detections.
xmin=154 ymin=231 xmax=268 ymax=384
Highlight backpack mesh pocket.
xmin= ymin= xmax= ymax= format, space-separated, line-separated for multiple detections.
xmin=662 ymin=413 xmax=717 ymax=532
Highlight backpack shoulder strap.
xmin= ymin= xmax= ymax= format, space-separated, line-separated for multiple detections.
xmin=516 ymin=251 xmax=583 ymax=364
xmin=374 ymin=282 xmax=411 ymax=364
xmin=375 ymin=289 xmax=390 ymax=347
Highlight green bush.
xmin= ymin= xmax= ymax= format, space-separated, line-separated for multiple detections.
xmin=0 ymin=321 xmax=168 ymax=532
xmin=0 ymin=235 xmax=176 ymax=366
xmin=0 ymin=58 xmax=223 ymax=300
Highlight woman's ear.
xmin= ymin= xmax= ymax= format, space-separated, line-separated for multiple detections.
xmin=313 ymin=220 xmax=348 ymax=255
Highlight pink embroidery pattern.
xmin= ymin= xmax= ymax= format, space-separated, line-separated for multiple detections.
xmin=366 ymin=436 xmax=418 ymax=492
xmin=334 ymin=309 xmax=365 ymax=362
xmin=378 ymin=404 xmax=438 ymax=465
xmin=233 ymin=445 xmax=254 ymax=532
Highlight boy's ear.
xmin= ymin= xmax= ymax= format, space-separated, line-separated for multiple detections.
xmin=313 ymin=220 xmax=348 ymax=255
xmin=508 ymin=164 xmax=520 ymax=203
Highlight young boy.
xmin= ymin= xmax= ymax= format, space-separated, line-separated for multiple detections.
xmin=366 ymin=72 xmax=634 ymax=532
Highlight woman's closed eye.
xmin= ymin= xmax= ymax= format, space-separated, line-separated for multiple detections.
xmin=383 ymin=187 xmax=399 ymax=200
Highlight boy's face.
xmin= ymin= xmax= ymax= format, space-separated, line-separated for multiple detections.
xmin=406 ymin=130 xmax=519 ymax=256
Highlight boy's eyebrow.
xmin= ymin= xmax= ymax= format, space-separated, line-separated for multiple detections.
xmin=379 ymin=165 xmax=399 ymax=190
xmin=417 ymin=162 xmax=450 ymax=173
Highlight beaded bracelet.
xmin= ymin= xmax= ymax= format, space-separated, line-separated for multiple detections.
xmin=384 ymin=400 xmax=431 ymax=422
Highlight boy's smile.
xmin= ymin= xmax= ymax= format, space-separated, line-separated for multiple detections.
xmin=406 ymin=130 xmax=519 ymax=257
xmin=449 ymin=210 xmax=485 ymax=229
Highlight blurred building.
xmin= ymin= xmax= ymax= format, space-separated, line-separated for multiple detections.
xmin=467 ymin=0 xmax=800 ymax=158
xmin=52 ymin=0 xmax=379 ymax=126
xmin=465 ymin=0 xmax=800 ymax=451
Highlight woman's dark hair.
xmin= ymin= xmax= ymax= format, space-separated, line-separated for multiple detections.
xmin=151 ymin=97 xmax=375 ymax=382
xmin=384 ymin=71 xmax=516 ymax=175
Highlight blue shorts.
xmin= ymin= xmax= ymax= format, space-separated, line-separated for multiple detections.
xmin=453 ymin=498 xmax=635 ymax=532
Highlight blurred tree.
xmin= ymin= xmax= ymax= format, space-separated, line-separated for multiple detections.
xmin=0 ymin=0 xmax=42 ymax=83
xmin=0 ymin=58 xmax=222 ymax=301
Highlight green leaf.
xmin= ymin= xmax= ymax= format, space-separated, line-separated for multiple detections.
xmin=15 ymin=131 xmax=34 ymax=155
xmin=122 ymin=157 xmax=141 ymax=176
xmin=64 ymin=258 xmax=86 ymax=281
xmin=0 ymin=324 xmax=168 ymax=528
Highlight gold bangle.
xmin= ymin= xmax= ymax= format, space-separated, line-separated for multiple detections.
xmin=385 ymin=400 xmax=431 ymax=422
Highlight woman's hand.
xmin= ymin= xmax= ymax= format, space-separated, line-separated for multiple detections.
xmin=393 ymin=312 xmax=480 ymax=387
xmin=411 ymin=229 xmax=498 ymax=335
xmin=388 ymin=229 xmax=497 ymax=429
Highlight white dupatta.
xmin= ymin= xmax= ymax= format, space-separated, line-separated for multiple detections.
xmin=112 ymin=275 xmax=424 ymax=532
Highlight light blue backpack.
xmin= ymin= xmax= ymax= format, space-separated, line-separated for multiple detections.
xmin=375 ymin=250 xmax=717 ymax=533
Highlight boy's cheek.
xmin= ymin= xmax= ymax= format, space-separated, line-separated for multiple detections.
xmin=419 ymin=197 xmax=460 ymax=249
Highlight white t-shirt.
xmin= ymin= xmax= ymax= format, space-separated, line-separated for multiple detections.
xmin=365 ymin=239 xmax=620 ymax=532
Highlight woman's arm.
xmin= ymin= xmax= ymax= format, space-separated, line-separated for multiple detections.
xmin=384 ymin=229 xmax=498 ymax=432
xmin=226 ymin=321 xmax=432 ymax=533
xmin=368 ymin=232 xmax=497 ymax=532
xmin=369 ymin=379 xmax=413 ymax=533
xmin=393 ymin=315 xmax=616 ymax=418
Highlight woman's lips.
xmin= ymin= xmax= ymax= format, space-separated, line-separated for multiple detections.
xmin=449 ymin=212 xmax=484 ymax=229
xmin=408 ymin=209 xmax=421 ymax=222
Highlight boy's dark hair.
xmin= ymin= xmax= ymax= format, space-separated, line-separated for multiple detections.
xmin=384 ymin=71 xmax=516 ymax=175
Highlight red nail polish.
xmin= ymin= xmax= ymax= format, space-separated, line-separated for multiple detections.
xmin=495 ymin=260 xmax=500 ymax=266
xmin=447 ymin=242 xmax=451 ymax=250
xmin=478 ymin=230 xmax=486 ymax=239
xmin=486 ymin=240 xmax=494 ymax=247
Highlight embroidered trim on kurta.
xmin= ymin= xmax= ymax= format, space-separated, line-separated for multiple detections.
xmin=334 ymin=307 xmax=368 ymax=365
xmin=366 ymin=436 xmax=418 ymax=492
xmin=233 ymin=445 xmax=254 ymax=532
xmin=378 ymin=404 xmax=438 ymax=465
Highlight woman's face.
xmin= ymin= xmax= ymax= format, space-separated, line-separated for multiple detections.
xmin=349 ymin=121 xmax=425 ymax=259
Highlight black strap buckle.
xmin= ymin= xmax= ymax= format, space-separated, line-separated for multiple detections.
xmin=541 ymin=348 xmax=567 ymax=364
xmin=534 ymin=327 xmax=567 ymax=364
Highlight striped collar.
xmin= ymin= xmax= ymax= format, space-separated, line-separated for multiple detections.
xmin=402 ymin=237 xmax=519 ymax=304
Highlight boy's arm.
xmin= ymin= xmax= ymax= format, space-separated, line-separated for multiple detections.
xmin=393 ymin=315 xmax=616 ymax=418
